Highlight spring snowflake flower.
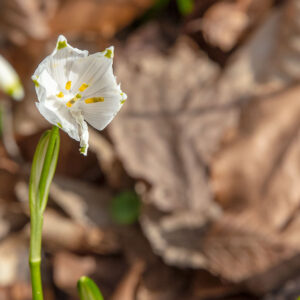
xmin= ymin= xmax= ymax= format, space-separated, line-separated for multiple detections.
xmin=0 ymin=55 xmax=24 ymax=101
xmin=32 ymin=35 xmax=127 ymax=155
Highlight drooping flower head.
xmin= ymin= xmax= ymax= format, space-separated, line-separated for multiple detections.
xmin=0 ymin=55 xmax=24 ymax=101
xmin=32 ymin=35 xmax=127 ymax=155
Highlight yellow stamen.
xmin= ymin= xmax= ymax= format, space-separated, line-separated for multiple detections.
xmin=79 ymin=83 xmax=89 ymax=92
xmin=84 ymin=97 xmax=104 ymax=104
xmin=65 ymin=81 xmax=72 ymax=90
xmin=66 ymin=93 xmax=81 ymax=108
xmin=66 ymin=99 xmax=76 ymax=107
xmin=121 ymin=99 xmax=126 ymax=104
xmin=56 ymin=91 xmax=64 ymax=98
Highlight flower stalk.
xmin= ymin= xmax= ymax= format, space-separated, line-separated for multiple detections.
xmin=29 ymin=126 xmax=60 ymax=300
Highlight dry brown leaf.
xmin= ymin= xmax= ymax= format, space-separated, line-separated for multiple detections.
xmin=18 ymin=130 xmax=100 ymax=180
xmin=189 ymin=0 xmax=272 ymax=51
xmin=0 ymin=0 xmax=51 ymax=44
xmin=212 ymin=86 xmax=300 ymax=222
xmin=210 ymin=86 xmax=300 ymax=280
xmin=0 ymin=0 xmax=153 ymax=45
xmin=266 ymin=0 xmax=300 ymax=83
xmin=191 ymin=270 xmax=240 ymax=300
xmin=109 ymin=21 xmax=258 ymax=272
xmin=218 ymin=0 xmax=300 ymax=96
xmin=89 ymin=129 xmax=131 ymax=188
xmin=263 ymin=273 xmax=300 ymax=300
xmin=135 ymin=260 xmax=188 ymax=300
xmin=0 ymin=282 xmax=55 ymax=300
xmin=0 ymin=234 xmax=29 ymax=286
xmin=49 ymin=176 xmax=114 ymax=227
xmin=50 ymin=0 xmax=155 ymax=39
xmin=111 ymin=260 xmax=145 ymax=300
xmin=54 ymin=251 xmax=127 ymax=298
xmin=15 ymin=180 xmax=119 ymax=254
xmin=42 ymin=209 xmax=120 ymax=254
xmin=53 ymin=251 xmax=97 ymax=292
xmin=111 ymin=30 xmax=223 ymax=213
xmin=110 ymin=0 xmax=300 ymax=288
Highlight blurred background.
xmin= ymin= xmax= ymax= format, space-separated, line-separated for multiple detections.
xmin=1 ymin=0 xmax=300 ymax=299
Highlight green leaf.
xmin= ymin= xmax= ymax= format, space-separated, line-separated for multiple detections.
xmin=176 ymin=0 xmax=194 ymax=15
xmin=29 ymin=130 xmax=51 ymax=211
xmin=77 ymin=276 xmax=104 ymax=300
xmin=29 ymin=126 xmax=60 ymax=214
xmin=111 ymin=191 xmax=141 ymax=225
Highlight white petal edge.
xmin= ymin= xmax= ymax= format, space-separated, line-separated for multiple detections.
xmin=36 ymin=102 xmax=80 ymax=141
xmin=32 ymin=35 xmax=89 ymax=94
xmin=0 ymin=55 xmax=24 ymax=101
xmin=67 ymin=48 xmax=114 ymax=95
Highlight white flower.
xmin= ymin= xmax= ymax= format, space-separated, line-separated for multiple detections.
xmin=0 ymin=55 xmax=24 ymax=101
xmin=32 ymin=35 xmax=127 ymax=155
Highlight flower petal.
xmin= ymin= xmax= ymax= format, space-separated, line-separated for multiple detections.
xmin=36 ymin=101 xmax=80 ymax=141
xmin=80 ymin=93 xmax=123 ymax=130
xmin=32 ymin=69 xmax=59 ymax=103
xmin=33 ymin=35 xmax=88 ymax=92
xmin=67 ymin=47 xmax=114 ymax=95
xmin=70 ymin=110 xmax=89 ymax=155
xmin=0 ymin=55 xmax=24 ymax=101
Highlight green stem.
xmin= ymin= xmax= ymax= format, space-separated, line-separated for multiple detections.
xmin=29 ymin=216 xmax=43 ymax=300
xmin=29 ymin=210 xmax=44 ymax=300
xmin=30 ymin=260 xmax=43 ymax=300
xmin=29 ymin=126 xmax=60 ymax=300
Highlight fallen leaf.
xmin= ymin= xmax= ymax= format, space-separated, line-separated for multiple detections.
xmin=16 ymin=181 xmax=120 ymax=254
xmin=111 ymin=260 xmax=145 ymax=300
xmin=0 ymin=234 xmax=29 ymax=286
xmin=110 ymin=0 xmax=300 ymax=289
xmin=50 ymin=0 xmax=155 ymax=39
xmin=135 ymin=260 xmax=189 ymax=300
xmin=53 ymin=251 xmax=127 ymax=298
xmin=111 ymin=29 xmax=222 ymax=213
xmin=53 ymin=251 xmax=97 ymax=292
xmin=0 ymin=0 xmax=51 ymax=44
xmin=189 ymin=0 xmax=272 ymax=51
